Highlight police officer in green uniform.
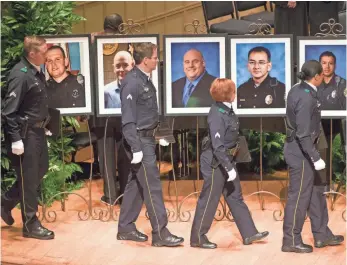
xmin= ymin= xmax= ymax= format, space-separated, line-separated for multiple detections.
xmin=1 ymin=36 xmax=54 ymax=240
xmin=45 ymin=45 xmax=85 ymax=109
xmin=237 ymin=46 xmax=286 ymax=109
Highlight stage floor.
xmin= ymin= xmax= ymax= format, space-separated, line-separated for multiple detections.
xmin=1 ymin=179 xmax=346 ymax=265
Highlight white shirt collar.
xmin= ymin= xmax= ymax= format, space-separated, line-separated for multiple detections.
xmin=304 ymin=81 xmax=317 ymax=92
xmin=223 ymin=102 xmax=232 ymax=108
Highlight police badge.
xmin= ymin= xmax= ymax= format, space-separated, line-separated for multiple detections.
xmin=265 ymin=95 xmax=273 ymax=105
xmin=331 ymin=90 xmax=336 ymax=99
xmin=144 ymin=87 xmax=149 ymax=92
xmin=77 ymin=74 xmax=84 ymax=85
xmin=72 ymin=89 xmax=79 ymax=98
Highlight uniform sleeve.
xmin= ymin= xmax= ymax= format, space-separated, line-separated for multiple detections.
xmin=121 ymin=79 xmax=142 ymax=153
xmin=295 ymin=96 xmax=320 ymax=162
xmin=208 ymin=113 xmax=234 ymax=172
xmin=276 ymin=83 xmax=286 ymax=108
xmin=1 ymin=72 xmax=27 ymax=142
xmin=338 ymin=78 xmax=346 ymax=110
xmin=76 ymin=76 xmax=86 ymax=107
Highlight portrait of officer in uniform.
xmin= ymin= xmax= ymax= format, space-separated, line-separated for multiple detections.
xmin=317 ymin=51 xmax=346 ymax=111
xmin=237 ymin=46 xmax=286 ymax=109
xmin=45 ymin=45 xmax=86 ymax=109
xmin=171 ymin=48 xmax=217 ymax=108
xmin=104 ymin=50 xmax=134 ymax=109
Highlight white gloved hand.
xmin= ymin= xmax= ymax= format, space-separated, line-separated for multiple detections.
xmin=12 ymin=140 xmax=24 ymax=155
xmin=159 ymin=138 xmax=169 ymax=146
xmin=227 ymin=168 xmax=237 ymax=182
xmin=45 ymin=129 xmax=52 ymax=136
xmin=314 ymin=158 xmax=326 ymax=171
xmin=131 ymin=151 xmax=143 ymax=164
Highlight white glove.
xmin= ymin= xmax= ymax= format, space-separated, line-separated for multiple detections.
xmin=12 ymin=140 xmax=24 ymax=155
xmin=227 ymin=168 xmax=237 ymax=182
xmin=45 ymin=129 xmax=52 ymax=136
xmin=159 ymin=139 xmax=169 ymax=146
xmin=314 ymin=158 xmax=326 ymax=171
xmin=131 ymin=151 xmax=143 ymax=164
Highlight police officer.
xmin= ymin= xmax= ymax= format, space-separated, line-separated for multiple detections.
xmin=1 ymin=36 xmax=54 ymax=240
xmin=190 ymin=78 xmax=269 ymax=249
xmin=117 ymin=42 xmax=184 ymax=247
xmin=316 ymin=51 xmax=346 ymax=187
xmin=282 ymin=60 xmax=344 ymax=253
xmin=45 ymin=45 xmax=86 ymax=109
xmin=317 ymin=51 xmax=346 ymax=111
xmin=237 ymin=46 xmax=286 ymax=109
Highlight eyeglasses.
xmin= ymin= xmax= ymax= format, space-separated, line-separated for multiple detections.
xmin=248 ymin=60 xmax=268 ymax=66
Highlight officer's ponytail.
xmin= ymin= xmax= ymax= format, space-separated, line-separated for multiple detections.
xmin=297 ymin=60 xmax=323 ymax=81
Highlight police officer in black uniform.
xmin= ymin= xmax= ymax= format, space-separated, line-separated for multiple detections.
xmin=190 ymin=78 xmax=269 ymax=249
xmin=237 ymin=46 xmax=286 ymax=109
xmin=1 ymin=36 xmax=54 ymax=240
xmin=316 ymin=51 xmax=346 ymax=187
xmin=282 ymin=60 xmax=344 ymax=253
xmin=45 ymin=45 xmax=86 ymax=109
xmin=117 ymin=42 xmax=184 ymax=247
xmin=318 ymin=51 xmax=346 ymax=111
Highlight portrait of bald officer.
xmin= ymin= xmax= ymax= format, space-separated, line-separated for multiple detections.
xmin=237 ymin=46 xmax=286 ymax=109
xmin=104 ymin=50 xmax=134 ymax=108
xmin=45 ymin=45 xmax=86 ymax=109
xmin=172 ymin=48 xmax=217 ymax=108
xmin=317 ymin=51 xmax=346 ymax=110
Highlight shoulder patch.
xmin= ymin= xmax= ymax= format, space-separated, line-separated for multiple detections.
xmin=20 ymin=67 xmax=27 ymax=73
xmin=304 ymin=89 xmax=310 ymax=93
xmin=218 ymin=107 xmax=227 ymax=114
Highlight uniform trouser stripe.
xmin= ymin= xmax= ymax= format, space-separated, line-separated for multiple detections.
xmin=291 ymin=160 xmax=305 ymax=246
xmin=20 ymin=156 xmax=29 ymax=232
xmin=197 ymin=168 xmax=215 ymax=245
xmin=142 ymin=162 xmax=162 ymax=240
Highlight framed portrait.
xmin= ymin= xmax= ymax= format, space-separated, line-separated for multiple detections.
xmin=164 ymin=34 xmax=227 ymax=116
xmin=95 ymin=34 xmax=160 ymax=117
xmin=42 ymin=34 xmax=93 ymax=115
xmin=298 ymin=37 xmax=347 ymax=118
xmin=229 ymin=35 xmax=293 ymax=117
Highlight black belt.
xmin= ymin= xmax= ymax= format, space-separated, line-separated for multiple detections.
xmin=137 ymin=128 xmax=157 ymax=137
xmin=31 ymin=117 xmax=50 ymax=129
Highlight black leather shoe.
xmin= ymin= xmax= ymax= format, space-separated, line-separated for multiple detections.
xmin=282 ymin=243 xmax=313 ymax=253
xmin=315 ymin=235 xmax=344 ymax=248
xmin=191 ymin=240 xmax=217 ymax=249
xmin=243 ymin=231 xmax=269 ymax=245
xmin=23 ymin=225 xmax=54 ymax=240
xmin=117 ymin=230 xmax=148 ymax=242
xmin=1 ymin=206 xmax=14 ymax=226
xmin=152 ymin=234 xmax=184 ymax=247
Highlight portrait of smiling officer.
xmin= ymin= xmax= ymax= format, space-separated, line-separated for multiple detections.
xmin=104 ymin=50 xmax=134 ymax=109
xmin=45 ymin=45 xmax=86 ymax=109
xmin=172 ymin=48 xmax=217 ymax=108
xmin=237 ymin=46 xmax=285 ymax=109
